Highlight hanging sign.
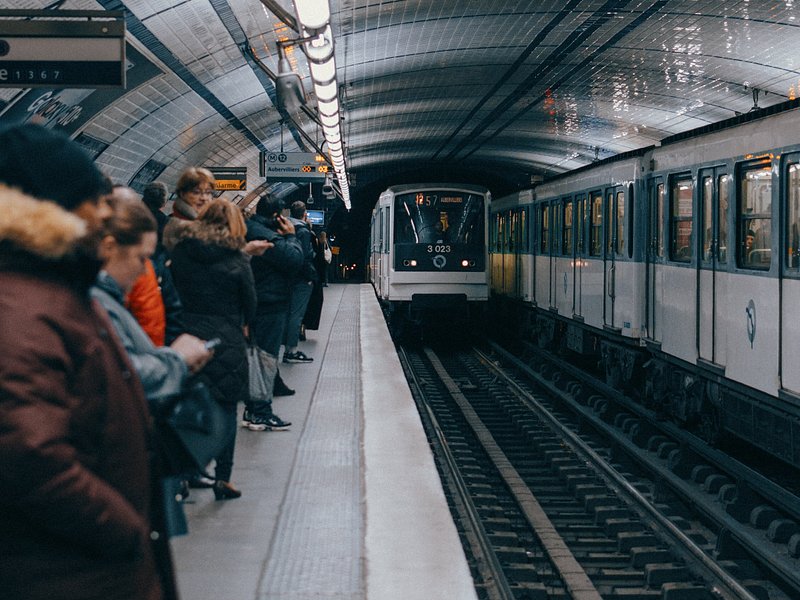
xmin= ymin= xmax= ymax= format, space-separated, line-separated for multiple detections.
xmin=207 ymin=167 xmax=247 ymax=191
xmin=0 ymin=11 xmax=126 ymax=88
xmin=262 ymin=151 xmax=327 ymax=181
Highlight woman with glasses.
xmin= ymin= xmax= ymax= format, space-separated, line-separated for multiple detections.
xmin=171 ymin=167 xmax=216 ymax=221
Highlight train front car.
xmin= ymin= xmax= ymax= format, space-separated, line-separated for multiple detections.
xmin=371 ymin=183 xmax=491 ymax=334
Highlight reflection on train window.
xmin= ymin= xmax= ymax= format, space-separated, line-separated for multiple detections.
xmin=738 ymin=163 xmax=772 ymax=270
xmin=718 ymin=175 xmax=729 ymax=264
xmin=670 ymin=177 xmax=693 ymax=262
xmin=553 ymin=202 xmax=562 ymax=255
xmin=606 ymin=193 xmax=614 ymax=256
xmin=563 ymin=200 xmax=573 ymax=255
xmin=787 ymin=163 xmax=800 ymax=269
xmin=589 ymin=192 xmax=602 ymax=256
xmin=393 ymin=191 xmax=485 ymax=246
xmin=616 ymin=190 xmax=625 ymax=255
xmin=656 ymin=183 xmax=665 ymax=257
xmin=540 ymin=204 xmax=549 ymax=253
xmin=702 ymin=176 xmax=712 ymax=261
xmin=520 ymin=207 xmax=529 ymax=253
xmin=576 ymin=196 xmax=586 ymax=255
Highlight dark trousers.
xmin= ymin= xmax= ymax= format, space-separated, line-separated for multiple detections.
xmin=214 ymin=404 xmax=238 ymax=482
xmin=249 ymin=304 xmax=288 ymax=417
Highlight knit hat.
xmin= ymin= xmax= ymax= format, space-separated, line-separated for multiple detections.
xmin=0 ymin=123 xmax=109 ymax=210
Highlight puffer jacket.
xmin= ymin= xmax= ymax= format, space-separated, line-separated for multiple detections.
xmin=245 ymin=213 xmax=303 ymax=307
xmin=166 ymin=220 xmax=257 ymax=406
xmin=0 ymin=185 xmax=166 ymax=600
xmin=125 ymin=259 xmax=166 ymax=346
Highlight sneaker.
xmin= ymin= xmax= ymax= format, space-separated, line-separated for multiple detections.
xmin=283 ymin=350 xmax=313 ymax=363
xmin=246 ymin=414 xmax=292 ymax=431
xmin=241 ymin=408 xmax=252 ymax=427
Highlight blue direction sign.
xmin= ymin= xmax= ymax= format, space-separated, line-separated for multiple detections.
xmin=262 ymin=151 xmax=327 ymax=181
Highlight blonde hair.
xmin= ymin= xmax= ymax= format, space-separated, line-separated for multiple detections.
xmin=198 ymin=199 xmax=247 ymax=247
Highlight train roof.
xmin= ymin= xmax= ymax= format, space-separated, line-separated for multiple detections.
xmin=381 ymin=183 xmax=491 ymax=196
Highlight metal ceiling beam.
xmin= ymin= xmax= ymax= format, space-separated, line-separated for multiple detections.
xmin=259 ymin=0 xmax=298 ymax=33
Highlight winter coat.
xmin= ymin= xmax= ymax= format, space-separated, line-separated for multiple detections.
xmin=126 ymin=259 xmax=167 ymax=346
xmin=290 ymin=217 xmax=317 ymax=283
xmin=0 ymin=185 xmax=167 ymax=600
xmin=166 ymin=220 xmax=257 ymax=407
xmin=303 ymin=229 xmax=324 ymax=330
xmin=92 ymin=272 xmax=188 ymax=402
xmin=245 ymin=214 xmax=304 ymax=308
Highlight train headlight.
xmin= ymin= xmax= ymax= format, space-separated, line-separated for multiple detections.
xmin=409 ymin=259 xmax=417 ymax=267
xmin=461 ymin=259 xmax=469 ymax=267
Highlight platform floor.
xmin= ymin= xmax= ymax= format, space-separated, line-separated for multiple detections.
xmin=172 ymin=284 xmax=477 ymax=600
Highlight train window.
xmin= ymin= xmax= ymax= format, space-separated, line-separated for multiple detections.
xmin=616 ymin=190 xmax=625 ymax=255
xmin=788 ymin=164 xmax=800 ymax=269
xmin=738 ymin=162 xmax=772 ymax=270
xmin=540 ymin=204 xmax=549 ymax=253
xmin=669 ymin=177 xmax=693 ymax=262
xmin=718 ymin=175 xmax=729 ymax=264
xmin=606 ymin=192 xmax=614 ymax=256
xmin=576 ymin=195 xmax=586 ymax=255
xmin=702 ymin=177 xmax=713 ymax=260
xmin=656 ymin=183 xmax=665 ymax=257
xmin=508 ymin=210 xmax=516 ymax=252
xmin=520 ymin=207 xmax=529 ymax=253
xmin=627 ymin=184 xmax=634 ymax=259
xmin=553 ymin=202 xmax=562 ymax=255
xmin=562 ymin=200 xmax=573 ymax=255
xmin=589 ymin=192 xmax=602 ymax=256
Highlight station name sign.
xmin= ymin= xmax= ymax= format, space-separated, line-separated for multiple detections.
xmin=207 ymin=166 xmax=247 ymax=191
xmin=261 ymin=151 xmax=328 ymax=181
xmin=0 ymin=10 xmax=126 ymax=89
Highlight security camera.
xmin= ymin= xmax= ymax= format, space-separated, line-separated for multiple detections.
xmin=276 ymin=71 xmax=305 ymax=114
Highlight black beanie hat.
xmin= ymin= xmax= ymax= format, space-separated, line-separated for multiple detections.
xmin=0 ymin=123 xmax=109 ymax=210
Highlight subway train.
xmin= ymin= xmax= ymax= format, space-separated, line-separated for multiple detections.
xmin=490 ymin=100 xmax=800 ymax=469
xmin=368 ymin=183 xmax=491 ymax=330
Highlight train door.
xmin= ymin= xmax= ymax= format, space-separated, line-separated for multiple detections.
xmin=780 ymin=157 xmax=800 ymax=393
xmin=561 ymin=198 xmax=574 ymax=316
xmin=645 ymin=178 xmax=664 ymax=341
xmin=514 ymin=208 xmax=525 ymax=299
xmin=697 ymin=168 xmax=729 ymax=365
xmin=603 ymin=189 xmax=617 ymax=329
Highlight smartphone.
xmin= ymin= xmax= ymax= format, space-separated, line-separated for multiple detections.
xmin=204 ymin=337 xmax=222 ymax=350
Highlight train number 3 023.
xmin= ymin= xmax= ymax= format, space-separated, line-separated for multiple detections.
xmin=427 ymin=244 xmax=451 ymax=253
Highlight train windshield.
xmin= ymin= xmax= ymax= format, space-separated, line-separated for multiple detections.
xmin=393 ymin=191 xmax=485 ymax=246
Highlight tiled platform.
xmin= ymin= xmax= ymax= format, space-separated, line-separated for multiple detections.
xmin=172 ymin=284 xmax=477 ymax=600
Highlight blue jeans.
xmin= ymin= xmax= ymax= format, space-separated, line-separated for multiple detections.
xmin=249 ymin=305 xmax=287 ymax=417
xmin=284 ymin=280 xmax=313 ymax=349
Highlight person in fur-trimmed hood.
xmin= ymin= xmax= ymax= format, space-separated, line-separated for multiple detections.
xmin=0 ymin=123 xmax=173 ymax=599
xmin=165 ymin=199 xmax=257 ymax=500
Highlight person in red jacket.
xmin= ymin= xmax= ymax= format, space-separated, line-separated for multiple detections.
xmin=0 ymin=123 xmax=174 ymax=600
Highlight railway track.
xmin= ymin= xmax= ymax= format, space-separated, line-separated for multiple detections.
xmin=398 ymin=343 xmax=799 ymax=600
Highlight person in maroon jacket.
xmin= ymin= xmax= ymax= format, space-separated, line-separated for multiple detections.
xmin=0 ymin=123 xmax=175 ymax=600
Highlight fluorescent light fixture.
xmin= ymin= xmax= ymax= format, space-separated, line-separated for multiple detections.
xmin=309 ymin=58 xmax=336 ymax=84
xmin=320 ymin=112 xmax=338 ymax=127
xmin=317 ymin=96 xmax=339 ymax=117
xmin=314 ymin=80 xmax=337 ymax=102
xmin=304 ymin=27 xmax=334 ymax=63
xmin=295 ymin=0 xmax=330 ymax=31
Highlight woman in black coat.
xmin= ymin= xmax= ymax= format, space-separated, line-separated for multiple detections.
xmin=303 ymin=227 xmax=326 ymax=331
xmin=166 ymin=199 xmax=257 ymax=500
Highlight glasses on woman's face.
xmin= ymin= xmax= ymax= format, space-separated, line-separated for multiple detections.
xmin=190 ymin=188 xmax=214 ymax=197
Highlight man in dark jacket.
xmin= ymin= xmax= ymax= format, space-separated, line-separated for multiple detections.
xmin=283 ymin=200 xmax=317 ymax=363
xmin=243 ymin=195 xmax=303 ymax=430
xmin=0 ymin=123 xmax=173 ymax=599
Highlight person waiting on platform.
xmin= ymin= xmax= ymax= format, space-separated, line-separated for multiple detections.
xmin=170 ymin=167 xmax=215 ymax=221
xmin=166 ymin=199 xmax=259 ymax=499
xmin=243 ymin=195 xmax=303 ymax=430
xmin=0 ymin=123 xmax=174 ymax=599
xmin=283 ymin=200 xmax=317 ymax=363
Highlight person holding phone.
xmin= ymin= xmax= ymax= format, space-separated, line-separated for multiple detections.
xmin=241 ymin=195 xmax=303 ymax=431
xmin=166 ymin=199 xmax=257 ymax=500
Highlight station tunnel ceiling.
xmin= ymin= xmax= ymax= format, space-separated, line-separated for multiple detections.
xmin=2 ymin=0 xmax=800 ymax=210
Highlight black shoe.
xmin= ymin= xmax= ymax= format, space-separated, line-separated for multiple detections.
xmin=246 ymin=414 xmax=292 ymax=431
xmin=283 ymin=350 xmax=313 ymax=363
xmin=241 ymin=408 xmax=253 ymax=427
xmin=273 ymin=380 xmax=296 ymax=396
xmin=178 ymin=480 xmax=190 ymax=500
xmin=213 ymin=481 xmax=242 ymax=500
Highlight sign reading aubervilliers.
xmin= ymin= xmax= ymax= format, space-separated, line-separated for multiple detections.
xmin=263 ymin=151 xmax=327 ymax=181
